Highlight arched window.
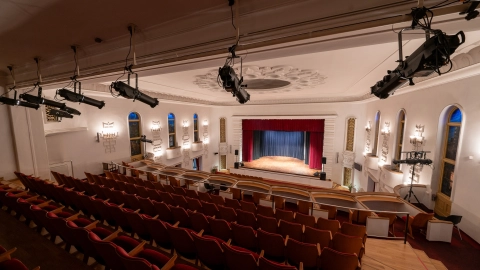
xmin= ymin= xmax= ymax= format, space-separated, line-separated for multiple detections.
xmin=128 ymin=112 xmax=142 ymax=161
xmin=439 ymin=107 xmax=462 ymax=197
xmin=168 ymin=113 xmax=176 ymax=148
xmin=394 ymin=110 xmax=406 ymax=161
xmin=372 ymin=111 xmax=381 ymax=156
xmin=193 ymin=113 xmax=199 ymax=142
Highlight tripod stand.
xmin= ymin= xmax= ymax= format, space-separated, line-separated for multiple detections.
xmin=404 ymin=164 xmax=420 ymax=203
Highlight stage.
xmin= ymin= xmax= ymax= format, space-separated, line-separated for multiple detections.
xmin=233 ymin=156 xmax=333 ymax=189
xmin=243 ymin=156 xmax=319 ymax=176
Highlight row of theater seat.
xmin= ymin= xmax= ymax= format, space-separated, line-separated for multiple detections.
xmin=62 ymin=170 xmax=366 ymax=248
xmin=3 ymin=176 xmax=195 ymax=270
xmin=11 ymin=172 xmax=363 ymax=270
xmin=0 ymin=245 xmax=39 ymax=270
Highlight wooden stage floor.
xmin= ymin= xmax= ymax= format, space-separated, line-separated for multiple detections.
xmin=243 ymin=156 xmax=319 ymax=177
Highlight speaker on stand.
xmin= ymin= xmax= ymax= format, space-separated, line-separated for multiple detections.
xmin=320 ymin=157 xmax=327 ymax=180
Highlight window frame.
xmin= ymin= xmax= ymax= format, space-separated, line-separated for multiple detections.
xmin=394 ymin=110 xmax=406 ymax=162
xmin=193 ymin=113 xmax=199 ymax=143
xmin=438 ymin=107 xmax=462 ymax=197
xmin=128 ymin=112 xmax=143 ymax=161
xmin=168 ymin=113 xmax=177 ymax=148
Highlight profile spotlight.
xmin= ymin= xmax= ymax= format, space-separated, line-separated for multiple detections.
xmin=0 ymin=96 xmax=39 ymax=110
xmin=57 ymin=88 xmax=105 ymax=109
xmin=19 ymin=93 xmax=66 ymax=110
xmin=62 ymin=106 xmax=81 ymax=116
xmin=140 ymin=135 xmax=153 ymax=143
xmin=111 ymin=81 xmax=159 ymax=108
xmin=371 ymin=29 xmax=465 ymax=99
xmin=48 ymin=108 xmax=73 ymax=119
xmin=218 ymin=65 xmax=250 ymax=104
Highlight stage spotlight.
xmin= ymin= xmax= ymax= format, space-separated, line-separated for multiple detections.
xmin=19 ymin=93 xmax=67 ymax=110
xmin=57 ymin=88 xmax=105 ymax=109
xmin=218 ymin=65 xmax=250 ymax=104
xmin=62 ymin=106 xmax=81 ymax=116
xmin=371 ymin=30 xmax=465 ymax=99
xmin=0 ymin=96 xmax=40 ymax=110
xmin=140 ymin=135 xmax=153 ymax=144
xmin=47 ymin=108 xmax=73 ymax=119
xmin=111 ymin=81 xmax=159 ymax=108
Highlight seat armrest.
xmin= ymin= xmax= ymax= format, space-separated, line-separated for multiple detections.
xmin=284 ymin=235 xmax=289 ymax=246
xmin=160 ymin=254 xmax=177 ymax=270
xmin=37 ymin=200 xmax=53 ymax=208
xmin=84 ymin=220 xmax=100 ymax=230
xmin=25 ymin=195 xmax=39 ymax=202
xmin=103 ymin=229 xmax=121 ymax=242
xmin=66 ymin=213 xmax=81 ymax=221
xmin=128 ymin=241 xmax=146 ymax=257
xmin=50 ymin=206 xmax=65 ymax=213
xmin=226 ymin=239 xmax=232 ymax=245
xmin=173 ymin=221 xmax=180 ymax=227
xmin=198 ymin=229 xmax=204 ymax=236
xmin=0 ymin=247 xmax=17 ymax=262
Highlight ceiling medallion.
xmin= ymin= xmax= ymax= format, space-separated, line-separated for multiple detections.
xmin=193 ymin=65 xmax=327 ymax=94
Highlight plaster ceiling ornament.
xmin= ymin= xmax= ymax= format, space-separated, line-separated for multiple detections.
xmin=193 ymin=65 xmax=327 ymax=94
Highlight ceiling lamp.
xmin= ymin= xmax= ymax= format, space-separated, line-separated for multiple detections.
xmin=56 ymin=46 xmax=105 ymax=109
xmin=371 ymin=6 xmax=465 ymax=99
xmin=218 ymin=0 xmax=250 ymax=104
xmin=110 ymin=26 xmax=159 ymax=108
xmin=0 ymin=66 xmax=39 ymax=110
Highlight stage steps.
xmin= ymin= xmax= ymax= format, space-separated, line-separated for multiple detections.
xmin=412 ymin=248 xmax=447 ymax=270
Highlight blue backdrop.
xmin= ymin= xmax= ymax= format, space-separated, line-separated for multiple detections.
xmin=253 ymin=130 xmax=305 ymax=160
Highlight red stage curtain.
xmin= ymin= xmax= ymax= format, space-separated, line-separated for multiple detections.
xmin=242 ymin=119 xmax=324 ymax=132
xmin=308 ymin=131 xmax=324 ymax=169
xmin=242 ymin=119 xmax=324 ymax=166
xmin=242 ymin=130 xmax=254 ymax=162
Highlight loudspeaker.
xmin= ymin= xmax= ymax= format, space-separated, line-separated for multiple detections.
xmin=234 ymin=162 xmax=240 ymax=169
xmin=322 ymin=157 xmax=327 ymax=164
xmin=234 ymin=150 xmax=239 ymax=156
xmin=320 ymin=172 xmax=326 ymax=180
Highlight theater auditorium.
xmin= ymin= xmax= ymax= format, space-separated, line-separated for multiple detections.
xmin=1 ymin=1 xmax=480 ymax=269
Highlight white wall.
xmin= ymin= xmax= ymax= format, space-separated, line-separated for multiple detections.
xmin=45 ymin=92 xmax=215 ymax=178
xmin=0 ymin=85 xmax=18 ymax=180
xmin=363 ymin=74 xmax=480 ymax=243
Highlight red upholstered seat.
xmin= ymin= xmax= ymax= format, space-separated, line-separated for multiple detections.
xmin=225 ymin=198 xmax=241 ymax=210
xmin=144 ymin=217 xmax=173 ymax=249
xmin=278 ymin=220 xmax=303 ymax=242
xmin=152 ymin=201 xmax=173 ymax=223
xmin=258 ymin=256 xmax=297 ymax=270
xmin=257 ymin=229 xmax=286 ymax=263
xmin=240 ymin=200 xmax=257 ymax=214
xmin=165 ymin=223 xmax=197 ymax=260
xmin=275 ymin=209 xmax=295 ymax=223
xmin=321 ymin=247 xmax=359 ymax=270
xmin=170 ymin=205 xmax=192 ymax=228
xmin=0 ymin=258 xmax=29 ymax=270
xmin=303 ymin=226 xmax=332 ymax=248
xmin=191 ymin=233 xmax=225 ymax=269
xmin=285 ymin=238 xmax=321 ymax=270
xmin=186 ymin=197 xmax=203 ymax=213
xmin=237 ymin=209 xmax=258 ymax=229
xmin=257 ymin=214 xmax=279 ymax=234
xmin=294 ymin=212 xmax=316 ymax=228
xmin=202 ymin=201 xmax=219 ymax=218
xmin=208 ymin=217 xmax=232 ymax=242
xmin=222 ymin=243 xmax=259 ymax=270
xmin=188 ymin=210 xmax=211 ymax=234
xmin=198 ymin=192 xmax=212 ymax=203
xmin=218 ymin=205 xmax=237 ymax=223
xmin=257 ymin=204 xmax=275 ymax=218
xmin=171 ymin=194 xmax=189 ymax=209
xmin=231 ymin=222 xmax=257 ymax=252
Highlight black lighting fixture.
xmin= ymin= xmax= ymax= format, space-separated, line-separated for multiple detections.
xmin=110 ymin=25 xmax=159 ymax=108
xmin=55 ymin=46 xmax=105 ymax=109
xmin=460 ymin=0 xmax=479 ymax=21
xmin=110 ymin=73 xmax=159 ymax=108
xmin=47 ymin=108 xmax=74 ymax=119
xmin=0 ymin=66 xmax=40 ymax=110
xmin=217 ymin=0 xmax=250 ymax=104
xmin=140 ymin=135 xmax=153 ymax=144
xmin=371 ymin=7 xmax=465 ymax=99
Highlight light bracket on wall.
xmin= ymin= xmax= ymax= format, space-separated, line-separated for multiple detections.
xmin=410 ymin=124 xmax=425 ymax=150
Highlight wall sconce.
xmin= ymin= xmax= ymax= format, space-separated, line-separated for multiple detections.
xmin=183 ymin=120 xmax=189 ymax=128
xmin=151 ymin=121 xmax=162 ymax=132
xmin=381 ymin=122 xmax=390 ymax=135
xmin=96 ymin=122 xmax=118 ymax=153
xmin=365 ymin=121 xmax=371 ymax=132
xmin=203 ymin=120 xmax=208 ymax=126
xmin=410 ymin=124 xmax=425 ymax=150
xmin=96 ymin=122 xmax=119 ymax=142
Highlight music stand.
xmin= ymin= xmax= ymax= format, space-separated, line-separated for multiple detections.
xmin=393 ymin=151 xmax=432 ymax=203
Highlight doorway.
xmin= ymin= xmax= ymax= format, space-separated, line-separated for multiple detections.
xmin=193 ymin=156 xmax=202 ymax=171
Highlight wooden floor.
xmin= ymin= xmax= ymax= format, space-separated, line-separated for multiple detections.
xmin=363 ymin=238 xmax=447 ymax=270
